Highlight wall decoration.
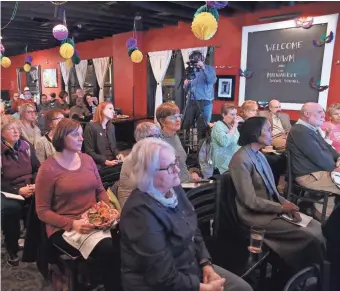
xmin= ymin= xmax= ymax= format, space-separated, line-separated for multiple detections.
xmin=206 ymin=1 xmax=228 ymax=9
xmin=125 ymin=22 xmax=143 ymax=63
xmin=192 ymin=12 xmax=218 ymax=40
xmin=1 ymin=56 xmax=11 ymax=68
xmin=43 ymin=68 xmax=58 ymax=88
xmin=239 ymin=13 xmax=338 ymax=111
xmin=309 ymin=77 xmax=329 ymax=92
xmin=313 ymin=31 xmax=334 ymax=47
xmin=53 ymin=24 xmax=68 ymax=41
xmin=60 ymin=42 xmax=74 ymax=59
xmin=215 ymin=75 xmax=235 ymax=101
xmin=0 ymin=44 xmax=5 ymax=53
xmin=239 ymin=68 xmax=254 ymax=79
xmin=295 ymin=16 xmax=314 ymax=29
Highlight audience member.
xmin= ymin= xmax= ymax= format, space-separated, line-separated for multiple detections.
xmin=118 ymin=122 xmax=162 ymax=208
xmin=322 ymin=103 xmax=340 ymax=152
xmin=322 ymin=203 xmax=340 ymax=291
xmin=211 ymin=103 xmax=242 ymax=174
xmin=238 ymin=100 xmax=258 ymax=133
xmin=19 ymin=102 xmax=42 ymax=147
xmin=35 ymin=118 xmax=121 ymax=290
xmin=84 ymin=93 xmax=98 ymax=117
xmin=9 ymin=92 xmax=20 ymax=109
xmin=286 ymin=102 xmax=340 ymax=207
xmin=259 ymin=99 xmax=291 ymax=149
xmin=229 ymin=116 xmax=325 ymax=271
xmin=156 ymin=102 xmax=198 ymax=182
xmin=37 ymin=94 xmax=57 ymax=134
xmin=0 ymin=102 xmax=5 ymax=118
xmin=73 ymin=87 xmax=84 ymax=105
xmin=35 ymin=109 xmax=64 ymax=163
xmin=120 ymin=138 xmax=252 ymax=291
xmin=84 ymin=102 xmax=124 ymax=178
xmin=1 ymin=115 xmax=40 ymax=266
xmin=69 ymin=96 xmax=91 ymax=120
xmin=55 ymin=90 xmax=70 ymax=116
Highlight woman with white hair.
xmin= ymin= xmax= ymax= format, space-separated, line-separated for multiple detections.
xmin=19 ymin=102 xmax=42 ymax=147
xmin=117 ymin=122 xmax=162 ymax=208
xmin=120 ymin=138 xmax=252 ymax=291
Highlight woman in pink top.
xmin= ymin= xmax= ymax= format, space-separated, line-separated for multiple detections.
xmin=322 ymin=103 xmax=340 ymax=153
xmin=35 ymin=118 xmax=121 ymax=291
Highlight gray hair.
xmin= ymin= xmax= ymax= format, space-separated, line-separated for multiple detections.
xmin=129 ymin=138 xmax=175 ymax=193
xmin=134 ymin=122 xmax=161 ymax=142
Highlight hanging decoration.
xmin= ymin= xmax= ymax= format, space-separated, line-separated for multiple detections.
xmin=309 ymin=77 xmax=329 ymax=92
xmin=191 ymin=2 xmax=228 ymax=41
xmin=65 ymin=58 xmax=73 ymax=67
xmin=0 ymin=43 xmax=5 ymax=53
xmin=21 ymin=45 xmax=33 ymax=72
xmin=125 ymin=19 xmax=143 ymax=63
xmin=60 ymin=43 xmax=74 ymax=59
xmin=313 ymin=31 xmax=334 ymax=47
xmin=239 ymin=68 xmax=254 ymax=79
xmin=53 ymin=24 xmax=69 ymax=41
xmin=1 ymin=56 xmax=11 ymax=68
xmin=206 ymin=1 xmax=228 ymax=9
xmin=1 ymin=1 xmax=19 ymax=31
xmin=72 ymin=50 xmax=81 ymax=65
xmin=295 ymin=16 xmax=314 ymax=29
xmin=24 ymin=63 xmax=31 ymax=72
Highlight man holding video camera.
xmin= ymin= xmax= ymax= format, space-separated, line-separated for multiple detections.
xmin=182 ymin=50 xmax=217 ymax=139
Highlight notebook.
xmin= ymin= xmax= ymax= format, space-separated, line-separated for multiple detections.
xmin=1 ymin=191 xmax=25 ymax=201
xmin=280 ymin=213 xmax=313 ymax=227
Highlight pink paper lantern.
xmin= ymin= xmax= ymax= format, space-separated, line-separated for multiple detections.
xmin=0 ymin=44 xmax=5 ymax=54
xmin=53 ymin=24 xmax=69 ymax=41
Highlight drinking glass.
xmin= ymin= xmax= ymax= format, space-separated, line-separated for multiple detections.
xmin=248 ymin=226 xmax=265 ymax=253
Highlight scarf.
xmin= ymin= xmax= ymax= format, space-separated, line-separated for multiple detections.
xmin=146 ymin=187 xmax=178 ymax=208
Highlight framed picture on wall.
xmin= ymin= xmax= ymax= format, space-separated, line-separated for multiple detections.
xmin=43 ymin=68 xmax=57 ymax=88
xmin=215 ymin=75 xmax=236 ymax=101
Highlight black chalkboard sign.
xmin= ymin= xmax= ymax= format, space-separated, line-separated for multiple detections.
xmin=245 ymin=24 xmax=327 ymax=103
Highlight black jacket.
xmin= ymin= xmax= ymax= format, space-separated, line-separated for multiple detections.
xmin=83 ymin=122 xmax=119 ymax=166
xmin=286 ymin=124 xmax=340 ymax=177
xmin=120 ymin=186 xmax=210 ymax=291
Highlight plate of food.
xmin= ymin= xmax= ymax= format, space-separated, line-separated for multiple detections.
xmin=116 ymin=114 xmax=129 ymax=119
xmin=81 ymin=201 xmax=120 ymax=229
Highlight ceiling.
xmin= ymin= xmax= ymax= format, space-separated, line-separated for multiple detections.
xmin=1 ymin=1 xmax=312 ymax=57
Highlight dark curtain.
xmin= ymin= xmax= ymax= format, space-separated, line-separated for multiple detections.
xmin=174 ymin=50 xmax=185 ymax=112
xmin=147 ymin=58 xmax=157 ymax=117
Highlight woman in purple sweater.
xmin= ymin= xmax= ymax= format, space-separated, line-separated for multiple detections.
xmin=35 ymin=118 xmax=121 ymax=291
xmin=1 ymin=115 xmax=40 ymax=266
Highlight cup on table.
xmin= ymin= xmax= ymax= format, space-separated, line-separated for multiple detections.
xmin=248 ymin=226 xmax=265 ymax=253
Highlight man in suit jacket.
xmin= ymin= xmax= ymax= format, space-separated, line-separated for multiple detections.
xmin=259 ymin=99 xmax=291 ymax=149
xmin=286 ymin=102 xmax=340 ymax=198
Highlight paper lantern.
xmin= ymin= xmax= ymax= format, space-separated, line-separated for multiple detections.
xmin=60 ymin=43 xmax=74 ymax=59
xmin=26 ymin=56 xmax=33 ymax=63
xmin=206 ymin=1 xmax=228 ymax=9
xmin=0 ymin=44 xmax=5 ymax=54
xmin=1 ymin=56 xmax=11 ymax=68
xmin=130 ymin=50 xmax=143 ymax=63
xmin=72 ymin=53 xmax=81 ymax=65
xmin=24 ymin=63 xmax=31 ymax=72
xmin=126 ymin=37 xmax=137 ymax=49
xmin=195 ymin=5 xmax=219 ymax=21
xmin=65 ymin=58 xmax=73 ymax=67
xmin=128 ymin=47 xmax=137 ymax=57
xmin=192 ymin=12 xmax=218 ymax=40
xmin=53 ymin=24 xmax=69 ymax=41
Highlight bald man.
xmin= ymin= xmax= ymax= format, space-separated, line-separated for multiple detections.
xmin=286 ymin=102 xmax=340 ymax=200
xmin=259 ymin=99 xmax=291 ymax=149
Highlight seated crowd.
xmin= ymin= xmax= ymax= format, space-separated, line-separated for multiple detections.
xmin=1 ymin=90 xmax=340 ymax=291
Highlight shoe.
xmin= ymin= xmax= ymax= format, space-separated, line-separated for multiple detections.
xmin=6 ymin=252 xmax=19 ymax=267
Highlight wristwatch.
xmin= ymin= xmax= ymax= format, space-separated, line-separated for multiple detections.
xmin=200 ymin=260 xmax=213 ymax=269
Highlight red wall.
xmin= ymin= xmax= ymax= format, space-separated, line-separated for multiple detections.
xmin=1 ymin=1 xmax=339 ymax=120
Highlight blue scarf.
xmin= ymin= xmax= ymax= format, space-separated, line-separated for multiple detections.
xmin=146 ymin=187 xmax=178 ymax=208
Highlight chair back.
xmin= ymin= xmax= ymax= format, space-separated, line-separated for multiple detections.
xmin=283 ymin=261 xmax=331 ymax=291
xmin=186 ymin=180 xmax=221 ymax=236
xmin=285 ymin=148 xmax=294 ymax=200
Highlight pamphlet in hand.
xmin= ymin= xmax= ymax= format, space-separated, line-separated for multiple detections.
xmin=280 ymin=212 xmax=313 ymax=227
xmin=1 ymin=191 xmax=25 ymax=201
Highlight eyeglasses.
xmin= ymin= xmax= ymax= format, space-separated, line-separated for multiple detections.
xmin=26 ymin=110 xmax=37 ymax=114
xmin=145 ymin=133 xmax=163 ymax=138
xmin=4 ymin=127 xmax=20 ymax=133
xmin=157 ymin=157 xmax=180 ymax=174
xmin=167 ymin=114 xmax=183 ymax=121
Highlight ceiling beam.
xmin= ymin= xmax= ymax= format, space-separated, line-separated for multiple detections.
xmin=126 ymin=2 xmax=194 ymax=19
xmin=227 ymin=1 xmax=254 ymax=12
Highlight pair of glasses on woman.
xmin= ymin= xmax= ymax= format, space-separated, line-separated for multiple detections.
xmin=157 ymin=157 xmax=180 ymax=174
xmin=167 ymin=114 xmax=183 ymax=121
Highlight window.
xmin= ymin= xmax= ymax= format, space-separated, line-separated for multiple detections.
xmin=83 ymin=61 xmax=98 ymax=96
xmin=68 ymin=67 xmax=80 ymax=104
xmin=103 ymin=58 xmax=113 ymax=103
xmin=162 ymin=51 xmax=176 ymax=103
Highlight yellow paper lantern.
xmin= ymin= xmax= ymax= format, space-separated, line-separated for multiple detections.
xmin=65 ymin=58 xmax=73 ymax=67
xmin=1 ymin=56 xmax=11 ymax=68
xmin=60 ymin=43 xmax=74 ymax=59
xmin=131 ymin=50 xmax=143 ymax=63
xmin=191 ymin=12 xmax=218 ymax=40
xmin=23 ymin=63 xmax=31 ymax=72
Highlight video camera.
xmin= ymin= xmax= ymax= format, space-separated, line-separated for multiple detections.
xmin=185 ymin=60 xmax=200 ymax=80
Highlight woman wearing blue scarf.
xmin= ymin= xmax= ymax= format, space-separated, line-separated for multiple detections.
xmin=119 ymin=138 xmax=252 ymax=291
